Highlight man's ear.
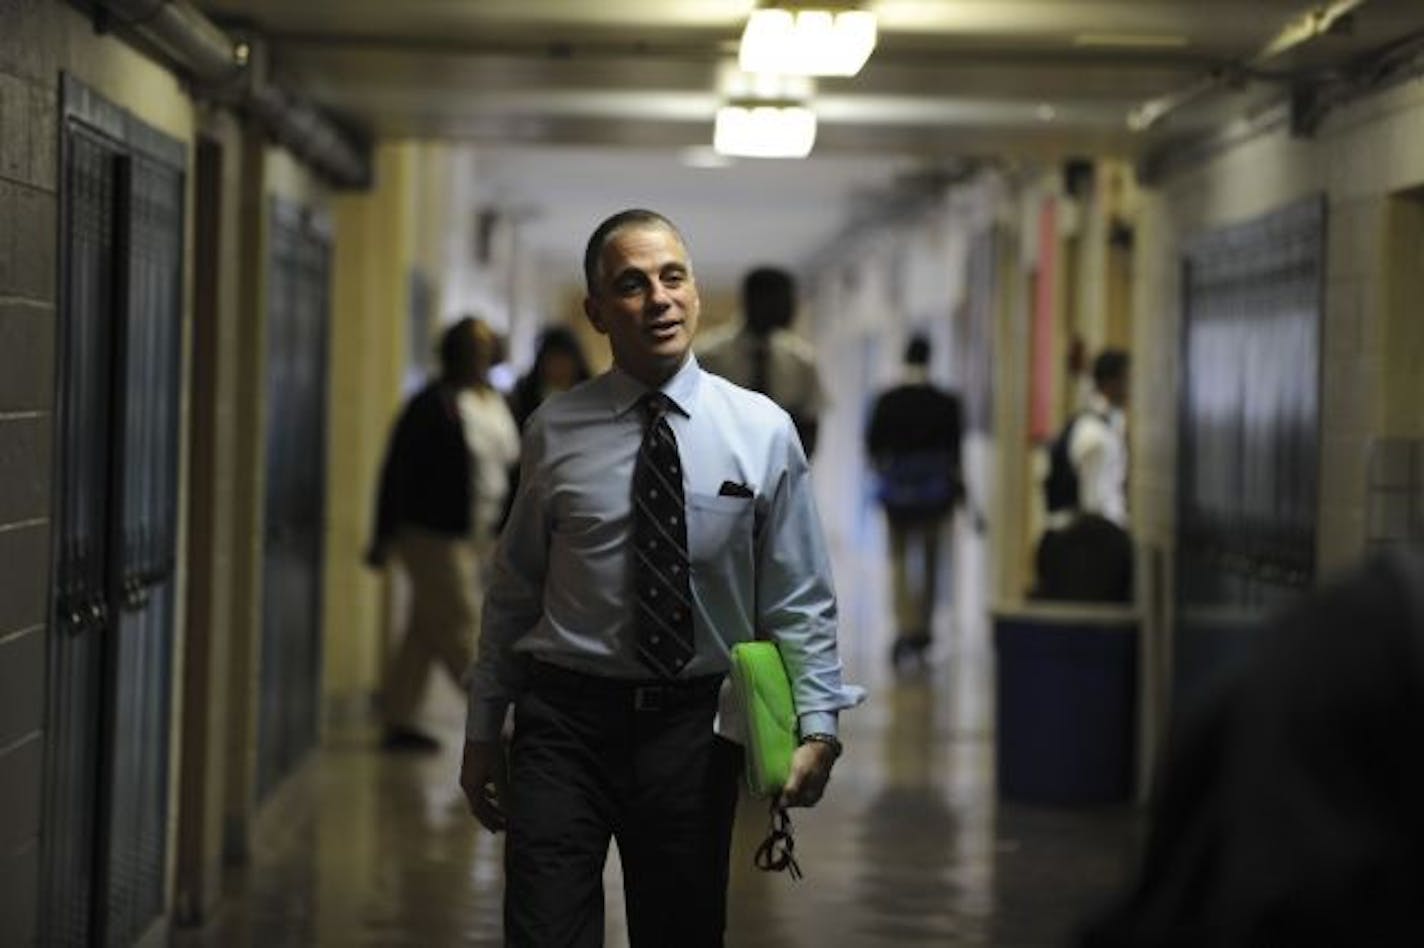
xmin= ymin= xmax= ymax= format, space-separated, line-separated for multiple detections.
xmin=583 ymin=296 xmax=607 ymax=335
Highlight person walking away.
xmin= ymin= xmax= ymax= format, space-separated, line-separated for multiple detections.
xmin=866 ymin=334 xmax=965 ymax=672
xmin=697 ymin=266 xmax=827 ymax=459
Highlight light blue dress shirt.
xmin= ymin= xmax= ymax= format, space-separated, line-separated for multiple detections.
xmin=466 ymin=353 xmax=862 ymax=742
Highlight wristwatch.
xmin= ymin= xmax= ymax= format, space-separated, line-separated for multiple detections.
xmin=799 ymin=732 xmax=843 ymax=760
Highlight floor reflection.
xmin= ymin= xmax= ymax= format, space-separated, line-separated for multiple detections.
xmin=185 ymin=647 xmax=1138 ymax=947
xmin=186 ymin=521 xmax=1139 ymax=946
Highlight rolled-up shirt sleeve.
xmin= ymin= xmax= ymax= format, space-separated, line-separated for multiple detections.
xmin=756 ymin=422 xmax=866 ymax=738
xmin=466 ymin=420 xmax=550 ymax=741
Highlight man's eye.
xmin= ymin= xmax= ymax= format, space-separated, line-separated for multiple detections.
xmin=663 ymin=272 xmax=685 ymax=287
xmin=615 ymin=278 xmax=644 ymax=295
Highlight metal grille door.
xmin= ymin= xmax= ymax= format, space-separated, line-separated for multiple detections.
xmin=41 ymin=77 xmax=185 ymax=947
xmin=44 ymin=120 xmax=122 ymax=948
xmin=257 ymin=201 xmax=331 ymax=799
xmin=1174 ymin=197 xmax=1325 ymax=704
xmin=101 ymin=151 xmax=184 ymax=945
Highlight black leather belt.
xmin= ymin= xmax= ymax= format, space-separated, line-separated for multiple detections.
xmin=527 ymin=660 xmax=724 ymax=712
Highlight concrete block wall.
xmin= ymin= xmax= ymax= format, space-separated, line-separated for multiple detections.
xmin=0 ymin=1 xmax=199 ymax=940
xmin=0 ymin=2 xmax=63 ymax=941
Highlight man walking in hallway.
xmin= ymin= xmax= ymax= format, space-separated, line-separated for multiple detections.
xmin=866 ymin=334 xmax=966 ymax=671
xmin=697 ymin=265 xmax=827 ymax=458
xmin=460 ymin=209 xmax=861 ymax=946
xmin=367 ymin=317 xmax=499 ymax=751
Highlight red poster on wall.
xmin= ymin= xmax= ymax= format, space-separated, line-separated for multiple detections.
xmin=1029 ymin=197 xmax=1057 ymax=442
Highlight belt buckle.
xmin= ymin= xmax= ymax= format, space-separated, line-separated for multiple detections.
xmin=633 ymin=685 xmax=663 ymax=712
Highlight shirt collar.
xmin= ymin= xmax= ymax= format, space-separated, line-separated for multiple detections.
xmin=1089 ymin=390 xmax=1124 ymax=424
xmin=607 ymin=352 xmax=703 ymax=419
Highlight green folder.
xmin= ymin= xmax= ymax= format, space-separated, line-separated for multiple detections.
xmin=730 ymin=641 xmax=798 ymax=798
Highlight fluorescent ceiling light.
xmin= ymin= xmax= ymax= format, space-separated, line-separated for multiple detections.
xmin=714 ymin=104 xmax=817 ymax=158
xmin=739 ymin=8 xmax=877 ymax=77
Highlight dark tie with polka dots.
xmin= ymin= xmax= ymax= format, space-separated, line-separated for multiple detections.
xmin=633 ymin=392 xmax=694 ymax=677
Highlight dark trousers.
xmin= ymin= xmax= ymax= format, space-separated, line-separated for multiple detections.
xmin=505 ymin=662 xmax=743 ymax=947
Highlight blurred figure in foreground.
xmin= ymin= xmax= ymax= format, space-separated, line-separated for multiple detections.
xmin=1080 ymin=549 xmax=1424 ymax=947
xmin=366 ymin=316 xmax=516 ymax=751
xmin=697 ymin=265 xmax=826 ymax=458
xmin=865 ymin=333 xmax=965 ymax=672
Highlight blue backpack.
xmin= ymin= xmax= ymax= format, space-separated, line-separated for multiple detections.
xmin=875 ymin=450 xmax=959 ymax=514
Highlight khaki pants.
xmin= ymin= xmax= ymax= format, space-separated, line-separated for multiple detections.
xmin=383 ymin=526 xmax=480 ymax=730
xmin=888 ymin=516 xmax=945 ymax=641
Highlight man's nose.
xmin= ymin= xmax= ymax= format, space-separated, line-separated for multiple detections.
xmin=647 ymin=280 xmax=673 ymax=310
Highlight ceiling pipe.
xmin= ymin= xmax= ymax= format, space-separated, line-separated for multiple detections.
xmin=1126 ymin=0 xmax=1369 ymax=133
xmin=86 ymin=0 xmax=371 ymax=188
xmin=1254 ymin=0 xmax=1368 ymax=63
xmin=93 ymin=0 xmax=246 ymax=83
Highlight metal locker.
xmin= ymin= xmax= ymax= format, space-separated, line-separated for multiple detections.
xmin=256 ymin=200 xmax=331 ymax=799
xmin=1174 ymin=197 xmax=1325 ymax=706
xmin=41 ymin=76 xmax=185 ymax=947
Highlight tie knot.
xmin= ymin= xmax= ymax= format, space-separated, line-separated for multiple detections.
xmin=640 ymin=392 xmax=674 ymax=425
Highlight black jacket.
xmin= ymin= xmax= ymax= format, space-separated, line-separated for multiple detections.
xmin=367 ymin=382 xmax=473 ymax=562
xmin=865 ymin=382 xmax=964 ymax=521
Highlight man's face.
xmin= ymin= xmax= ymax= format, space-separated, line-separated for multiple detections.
xmin=583 ymin=224 xmax=700 ymax=387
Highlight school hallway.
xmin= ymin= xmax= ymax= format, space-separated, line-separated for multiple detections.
xmin=7 ymin=2 xmax=1424 ymax=945
xmin=180 ymin=529 xmax=1140 ymax=948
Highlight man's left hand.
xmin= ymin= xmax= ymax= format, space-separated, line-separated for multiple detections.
xmin=779 ymin=740 xmax=837 ymax=809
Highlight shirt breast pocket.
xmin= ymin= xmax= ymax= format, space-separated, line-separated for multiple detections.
xmin=685 ymin=492 xmax=754 ymax=568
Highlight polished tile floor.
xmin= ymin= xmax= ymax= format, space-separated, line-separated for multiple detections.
xmin=193 ymin=659 xmax=1139 ymax=947
xmin=192 ymin=525 xmax=1142 ymax=946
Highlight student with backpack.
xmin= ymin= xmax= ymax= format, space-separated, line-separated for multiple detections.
xmin=866 ymin=334 xmax=966 ymax=671
xmin=1035 ymin=349 xmax=1133 ymax=602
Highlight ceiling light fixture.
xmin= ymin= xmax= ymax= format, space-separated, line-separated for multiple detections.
xmin=739 ymin=6 xmax=877 ymax=77
xmin=713 ymin=99 xmax=818 ymax=158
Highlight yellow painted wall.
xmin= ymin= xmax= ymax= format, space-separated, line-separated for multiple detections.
xmin=225 ymin=135 xmax=333 ymax=861
xmin=323 ymin=142 xmax=426 ymax=716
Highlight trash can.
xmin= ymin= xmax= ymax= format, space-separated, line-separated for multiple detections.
xmin=993 ymin=605 xmax=1138 ymax=805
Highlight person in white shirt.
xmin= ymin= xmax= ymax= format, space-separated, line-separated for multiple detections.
xmin=454 ymin=317 xmax=522 ymax=551
xmin=459 ymin=209 xmax=861 ymax=946
xmin=1037 ymin=349 xmax=1132 ymax=602
xmin=1068 ymin=349 xmax=1129 ymax=528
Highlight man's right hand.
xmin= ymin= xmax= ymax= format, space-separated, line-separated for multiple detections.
xmin=459 ymin=739 xmax=509 ymax=833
